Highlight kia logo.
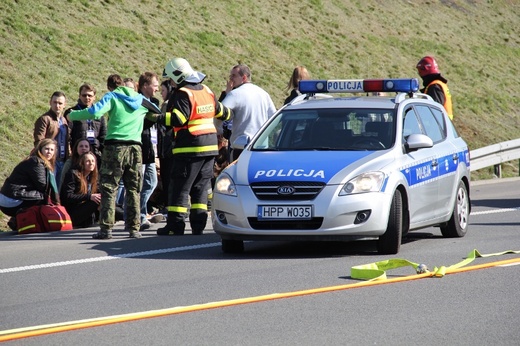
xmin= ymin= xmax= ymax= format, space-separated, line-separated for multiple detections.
xmin=277 ymin=186 xmax=295 ymax=195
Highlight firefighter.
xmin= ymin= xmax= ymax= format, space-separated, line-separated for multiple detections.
xmin=155 ymin=58 xmax=232 ymax=235
xmin=416 ymin=56 xmax=453 ymax=119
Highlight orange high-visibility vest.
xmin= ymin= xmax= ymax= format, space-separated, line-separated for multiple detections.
xmin=174 ymin=85 xmax=217 ymax=136
xmin=425 ymin=80 xmax=453 ymax=119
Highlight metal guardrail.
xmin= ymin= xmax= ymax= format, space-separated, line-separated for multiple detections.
xmin=470 ymin=138 xmax=520 ymax=177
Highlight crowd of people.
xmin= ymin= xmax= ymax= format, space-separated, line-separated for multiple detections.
xmin=0 ymin=55 xmax=452 ymax=238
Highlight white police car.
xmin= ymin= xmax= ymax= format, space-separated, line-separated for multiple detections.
xmin=212 ymin=78 xmax=470 ymax=254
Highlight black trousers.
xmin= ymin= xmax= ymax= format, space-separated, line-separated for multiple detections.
xmin=166 ymin=156 xmax=214 ymax=234
xmin=66 ymin=200 xmax=99 ymax=228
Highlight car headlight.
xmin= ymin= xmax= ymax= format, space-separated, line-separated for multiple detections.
xmin=215 ymin=173 xmax=237 ymax=196
xmin=339 ymin=172 xmax=385 ymax=195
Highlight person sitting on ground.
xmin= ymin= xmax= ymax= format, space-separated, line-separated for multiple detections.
xmin=0 ymin=139 xmax=60 ymax=230
xmin=59 ymin=138 xmax=92 ymax=189
xmin=60 ymin=152 xmax=101 ymax=228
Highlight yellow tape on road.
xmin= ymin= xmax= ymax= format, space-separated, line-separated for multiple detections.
xmin=351 ymin=249 xmax=520 ymax=281
xmin=1 ymin=249 xmax=519 ymax=342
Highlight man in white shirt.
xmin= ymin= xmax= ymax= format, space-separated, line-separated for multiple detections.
xmin=221 ymin=64 xmax=276 ymax=161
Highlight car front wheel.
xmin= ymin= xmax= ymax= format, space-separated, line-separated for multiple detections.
xmin=377 ymin=189 xmax=403 ymax=254
xmin=440 ymin=181 xmax=469 ymax=238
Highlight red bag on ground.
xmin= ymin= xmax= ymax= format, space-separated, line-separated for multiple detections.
xmin=16 ymin=205 xmax=73 ymax=234
xmin=39 ymin=205 xmax=73 ymax=232
xmin=16 ymin=205 xmax=43 ymax=234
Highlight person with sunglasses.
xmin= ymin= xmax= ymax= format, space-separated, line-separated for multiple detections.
xmin=65 ymin=83 xmax=107 ymax=166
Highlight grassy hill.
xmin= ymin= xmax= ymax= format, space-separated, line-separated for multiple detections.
xmin=0 ymin=0 xmax=519 ymax=227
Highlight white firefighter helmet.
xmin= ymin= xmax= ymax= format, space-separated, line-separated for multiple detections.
xmin=162 ymin=58 xmax=205 ymax=84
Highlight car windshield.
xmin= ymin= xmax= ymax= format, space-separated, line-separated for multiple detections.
xmin=252 ymin=108 xmax=396 ymax=151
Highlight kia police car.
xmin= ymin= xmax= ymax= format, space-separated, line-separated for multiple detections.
xmin=212 ymin=78 xmax=470 ymax=254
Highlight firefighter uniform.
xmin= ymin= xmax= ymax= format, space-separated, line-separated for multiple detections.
xmin=424 ymin=79 xmax=453 ymax=119
xmin=157 ymin=83 xmax=232 ymax=235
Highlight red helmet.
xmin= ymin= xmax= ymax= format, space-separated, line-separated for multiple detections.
xmin=416 ymin=56 xmax=440 ymax=77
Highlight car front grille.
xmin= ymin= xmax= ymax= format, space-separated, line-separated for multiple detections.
xmin=250 ymin=181 xmax=325 ymax=201
xmin=247 ymin=217 xmax=324 ymax=230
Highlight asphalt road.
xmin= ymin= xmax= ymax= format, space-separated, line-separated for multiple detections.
xmin=0 ymin=178 xmax=519 ymax=345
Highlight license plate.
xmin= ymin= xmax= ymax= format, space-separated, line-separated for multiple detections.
xmin=257 ymin=205 xmax=313 ymax=220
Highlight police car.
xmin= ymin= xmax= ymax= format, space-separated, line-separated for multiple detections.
xmin=212 ymin=78 xmax=470 ymax=254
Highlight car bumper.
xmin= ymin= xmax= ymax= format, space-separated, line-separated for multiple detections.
xmin=212 ymin=185 xmax=393 ymax=241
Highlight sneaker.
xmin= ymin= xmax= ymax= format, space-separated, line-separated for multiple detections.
xmin=192 ymin=229 xmax=204 ymax=235
xmin=148 ymin=214 xmax=165 ymax=224
xmin=92 ymin=231 xmax=112 ymax=239
xmin=129 ymin=231 xmax=142 ymax=238
xmin=139 ymin=220 xmax=151 ymax=231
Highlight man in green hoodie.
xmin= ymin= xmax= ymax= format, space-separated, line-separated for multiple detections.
xmin=68 ymin=74 xmax=161 ymax=239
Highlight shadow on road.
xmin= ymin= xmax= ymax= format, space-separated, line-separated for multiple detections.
xmin=0 ymin=223 xmax=442 ymax=260
xmin=471 ymin=198 xmax=520 ymax=209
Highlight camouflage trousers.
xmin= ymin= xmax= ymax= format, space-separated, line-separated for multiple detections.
xmin=99 ymin=144 xmax=142 ymax=233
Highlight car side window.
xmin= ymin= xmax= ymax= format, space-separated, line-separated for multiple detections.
xmin=430 ymin=107 xmax=446 ymax=134
xmin=402 ymin=108 xmax=422 ymax=139
xmin=415 ymin=105 xmax=444 ymax=143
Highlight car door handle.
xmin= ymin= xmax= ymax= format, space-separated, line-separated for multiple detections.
xmin=452 ymin=153 xmax=459 ymax=161
xmin=431 ymin=159 xmax=438 ymax=167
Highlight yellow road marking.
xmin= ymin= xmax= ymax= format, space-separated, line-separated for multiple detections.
xmin=1 ymin=256 xmax=519 ymax=342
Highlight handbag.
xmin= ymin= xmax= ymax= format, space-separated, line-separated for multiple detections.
xmin=16 ymin=204 xmax=73 ymax=234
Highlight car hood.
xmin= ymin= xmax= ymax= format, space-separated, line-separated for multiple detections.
xmin=235 ymin=150 xmax=388 ymax=185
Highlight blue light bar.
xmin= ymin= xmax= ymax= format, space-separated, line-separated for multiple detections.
xmin=298 ymin=78 xmax=419 ymax=94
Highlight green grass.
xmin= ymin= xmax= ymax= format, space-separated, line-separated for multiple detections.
xmin=0 ymin=0 xmax=519 ymax=229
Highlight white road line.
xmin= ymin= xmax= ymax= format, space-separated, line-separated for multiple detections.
xmin=471 ymin=207 xmax=520 ymax=216
xmin=499 ymin=262 xmax=520 ymax=267
xmin=0 ymin=242 xmax=221 ymax=274
xmin=2 ymin=207 xmax=518 ymax=274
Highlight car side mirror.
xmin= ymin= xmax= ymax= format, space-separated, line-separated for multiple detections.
xmin=232 ymin=135 xmax=250 ymax=149
xmin=405 ymin=133 xmax=433 ymax=152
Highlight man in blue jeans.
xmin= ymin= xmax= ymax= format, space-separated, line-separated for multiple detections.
xmin=137 ymin=72 xmax=161 ymax=231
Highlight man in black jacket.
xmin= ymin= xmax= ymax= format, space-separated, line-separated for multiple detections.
xmin=65 ymin=83 xmax=107 ymax=164
xmin=137 ymin=72 xmax=161 ymax=231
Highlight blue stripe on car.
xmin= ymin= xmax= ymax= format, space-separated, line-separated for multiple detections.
xmin=401 ymin=150 xmax=469 ymax=187
xmin=248 ymin=151 xmax=372 ymax=183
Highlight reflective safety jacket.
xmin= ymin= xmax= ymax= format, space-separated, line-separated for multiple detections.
xmin=162 ymin=84 xmax=232 ymax=157
xmin=425 ymin=80 xmax=453 ymax=120
xmin=175 ymin=85 xmax=217 ymax=137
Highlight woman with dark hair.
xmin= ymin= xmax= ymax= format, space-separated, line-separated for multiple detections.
xmin=59 ymin=138 xmax=92 ymax=189
xmin=60 ymin=152 xmax=101 ymax=228
xmin=0 ymin=138 xmax=60 ymax=229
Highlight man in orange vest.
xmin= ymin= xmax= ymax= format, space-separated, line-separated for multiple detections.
xmin=153 ymin=58 xmax=232 ymax=236
xmin=416 ymin=56 xmax=454 ymax=120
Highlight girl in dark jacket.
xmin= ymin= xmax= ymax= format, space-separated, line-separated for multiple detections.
xmin=0 ymin=139 xmax=59 ymax=217
xmin=59 ymin=138 xmax=92 ymax=189
xmin=60 ymin=152 xmax=101 ymax=228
